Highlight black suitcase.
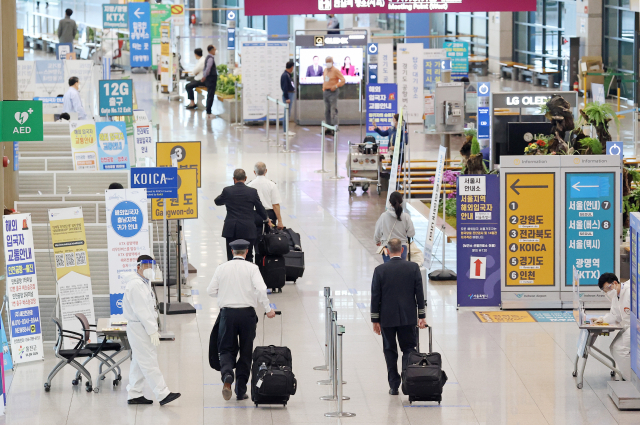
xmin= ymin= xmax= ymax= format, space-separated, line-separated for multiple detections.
xmin=259 ymin=255 xmax=286 ymax=291
xmin=251 ymin=311 xmax=296 ymax=406
xmin=283 ymin=251 xmax=305 ymax=282
xmin=401 ymin=325 xmax=447 ymax=404
xmin=283 ymin=228 xmax=302 ymax=251
xmin=257 ymin=226 xmax=290 ymax=256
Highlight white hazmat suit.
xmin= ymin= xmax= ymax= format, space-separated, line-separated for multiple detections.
xmin=600 ymin=280 xmax=631 ymax=381
xmin=122 ymin=271 xmax=170 ymax=401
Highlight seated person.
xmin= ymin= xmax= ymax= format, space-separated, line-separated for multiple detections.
xmin=185 ymin=48 xmax=206 ymax=110
xmin=595 ymin=273 xmax=631 ymax=381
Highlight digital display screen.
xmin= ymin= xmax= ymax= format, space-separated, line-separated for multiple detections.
xmin=299 ymin=48 xmax=363 ymax=85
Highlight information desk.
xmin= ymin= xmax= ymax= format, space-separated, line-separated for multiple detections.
xmin=573 ymin=321 xmax=624 ymax=389
xmin=97 ymin=318 xmax=132 ymax=392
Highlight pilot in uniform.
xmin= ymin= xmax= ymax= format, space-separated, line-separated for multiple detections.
xmin=207 ymin=239 xmax=276 ymax=401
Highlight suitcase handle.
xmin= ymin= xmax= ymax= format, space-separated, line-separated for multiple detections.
xmin=416 ymin=324 xmax=432 ymax=354
xmin=262 ymin=310 xmax=283 ymax=346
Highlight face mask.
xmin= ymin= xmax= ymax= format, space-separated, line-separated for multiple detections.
xmin=605 ymin=289 xmax=616 ymax=300
xmin=143 ymin=268 xmax=154 ymax=280
xmin=326 ymin=63 xmax=333 ymax=69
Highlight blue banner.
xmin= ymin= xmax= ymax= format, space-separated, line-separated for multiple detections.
xmin=98 ymin=79 xmax=133 ymax=116
xmin=227 ymin=28 xmax=236 ymax=50
xmin=130 ymin=167 xmax=178 ymax=198
xmin=629 ymin=213 xmax=640 ymax=379
xmin=128 ymin=2 xmax=152 ymax=68
xmin=103 ymin=4 xmax=128 ymax=30
xmin=368 ymin=64 xmax=378 ymax=83
xmin=565 ymin=172 xmax=615 ymax=286
xmin=0 ymin=317 xmax=13 ymax=371
xmin=96 ymin=121 xmax=130 ymax=170
xmin=423 ymin=59 xmax=444 ymax=89
xmin=10 ymin=306 xmax=41 ymax=338
xmin=365 ymin=84 xmax=397 ymax=154
xmin=457 ymin=175 xmax=501 ymax=306
xmin=443 ymin=41 xmax=469 ymax=80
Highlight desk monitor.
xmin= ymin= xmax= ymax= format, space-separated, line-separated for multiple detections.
xmin=80 ymin=46 xmax=90 ymax=60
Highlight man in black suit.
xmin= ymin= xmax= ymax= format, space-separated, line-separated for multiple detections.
xmin=306 ymin=56 xmax=323 ymax=77
xmin=371 ymin=238 xmax=427 ymax=395
xmin=215 ymin=169 xmax=270 ymax=262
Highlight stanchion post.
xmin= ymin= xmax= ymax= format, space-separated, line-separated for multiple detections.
xmin=271 ymin=99 xmax=282 ymax=147
xmin=282 ymin=104 xmax=293 ymax=153
xmin=329 ymin=125 xmax=344 ymax=180
xmin=325 ymin=325 xmax=355 ymax=417
xmin=231 ymin=82 xmax=239 ymax=127
xmin=313 ymin=287 xmax=331 ymax=371
xmin=261 ymin=96 xmax=271 ymax=142
xmin=318 ymin=302 xmax=334 ymax=386
xmin=315 ymin=122 xmax=329 ymax=173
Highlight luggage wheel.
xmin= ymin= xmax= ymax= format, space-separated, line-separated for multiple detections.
xmin=377 ymin=185 xmax=381 ymax=195
xmin=362 ymin=184 xmax=369 ymax=192
xmin=348 ymin=185 xmax=356 ymax=193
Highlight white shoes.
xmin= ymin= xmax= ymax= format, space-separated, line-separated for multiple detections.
xmin=285 ymin=131 xmax=296 ymax=136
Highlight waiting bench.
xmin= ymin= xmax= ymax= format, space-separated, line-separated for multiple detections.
xmin=469 ymin=55 xmax=488 ymax=76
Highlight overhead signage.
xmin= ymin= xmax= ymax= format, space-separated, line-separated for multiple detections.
xmin=0 ymin=100 xmax=43 ymax=142
xmin=99 ymin=79 xmax=133 ymax=116
xmin=492 ymin=91 xmax=579 ymax=109
xmin=102 ymin=4 xmax=128 ymax=29
xmin=295 ymin=34 xmax=368 ymax=48
xmin=505 ymin=172 xmax=555 ymax=286
xmin=366 ymin=84 xmax=397 ymax=154
xmin=443 ymin=41 xmax=469 ymax=79
xmin=245 ymin=0 xmax=537 ymax=15
xmin=128 ymin=2 xmax=152 ymax=68
xmin=565 ymin=172 xmax=615 ymax=286
xmin=3 ymin=213 xmax=44 ymax=364
xmin=69 ymin=120 xmax=98 ymax=171
xmin=227 ymin=10 xmax=236 ymax=50
xmin=457 ymin=175 xmax=501 ymax=306
xmin=96 ymin=121 xmax=130 ymax=170
xmin=378 ymin=44 xmax=394 ymax=84
xmin=130 ymin=167 xmax=178 ymax=199
xmin=152 ymin=168 xmax=198 ymax=220
xmin=106 ymin=188 xmax=151 ymax=317
xmin=156 ymin=141 xmax=202 ymax=188
xmin=48 ymin=207 xmax=95 ymax=349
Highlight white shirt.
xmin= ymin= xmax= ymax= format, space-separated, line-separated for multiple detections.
xmin=192 ymin=56 xmax=207 ymax=81
xmin=122 ymin=272 xmax=158 ymax=335
xmin=247 ymin=175 xmax=281 ymax=210
xmin=604 ymin=281 xmax=631 ymax=329
xmin=207 ymin=257 xmax=271 ymax=312
xmin=62 ymin=86 xmax=87 ymax=120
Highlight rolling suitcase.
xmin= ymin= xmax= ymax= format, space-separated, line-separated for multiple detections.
xmin=283 ymin=228 xmax=302 ymax=251
xmin=283 ymin=251 xmax=305 ymax=282
xmin=401 ymin=325 xmax=447 ymax=404
xmin=251 ymin=311 xmax=297 ymax=407
xmin=259 ymin=255 xmax=286 ymax=292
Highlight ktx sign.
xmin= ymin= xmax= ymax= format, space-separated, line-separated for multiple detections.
xmin=245 ymin=0 xmax=536 ymax=16
xmin=0 ymin=100 xmax=44 ymax=142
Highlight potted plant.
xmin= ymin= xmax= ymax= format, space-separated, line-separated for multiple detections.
xmin=575 ymin=101 xmax=620 ymax=151
xmin=524 ymin=134 xmax=553 ymax=155
xmin=215 ymin=64 xmax=242 ymax=100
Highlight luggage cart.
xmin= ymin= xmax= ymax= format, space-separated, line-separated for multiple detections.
xmin=347 ymin=140 xmax=381 ymax=195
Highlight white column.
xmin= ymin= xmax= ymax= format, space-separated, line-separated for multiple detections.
xmin=576 ymin=0 xmax=603 ymax=57
xmin=488 ymin=12 xmax=513 ymax=74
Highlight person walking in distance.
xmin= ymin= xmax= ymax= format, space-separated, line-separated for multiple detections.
xmin=202 ymin=45 xmax=218 ymax=119
xmin=322 ymin=56 xmax=345 ymax=136
xmin=58 ymin=9 xmax=77 ymax=44
xmin=207 ymin=240 xmax=277 ymax=401
xmin=280 ymin=60 xmax=296 ymax=136
xmin=247 ymin=162 xmax=284 ymax=262
xmin=62 ymin=77 xmax=87 ymax=120
xmin=371 ymin=239 xmax=426 ymax=395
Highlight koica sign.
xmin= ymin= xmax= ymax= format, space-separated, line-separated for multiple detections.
xmin=0 ymin=100 xmax=44 ymax=141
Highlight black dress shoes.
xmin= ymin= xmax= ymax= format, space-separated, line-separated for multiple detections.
xmin=236 ymin=393 xmax=249 ymax=400
xmin=128 ymin=396 xmax=153 ymax=405
xmin=389 ymin=388 xmax=399 ymax=395
xmin=159 ymin=392 xmax=181 ymax=406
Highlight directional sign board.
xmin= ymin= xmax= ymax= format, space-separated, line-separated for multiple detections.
xmin=152 ymin=168 xmax=198 ymax=220
xmin=99 ymin=79 xmax=133 ymax=116
xmin=130 ymin=167 xmax=178 ymax=199
xmin=156 ymin=142 xmax=201 ymax=188
xmin=505 ymin=172 xmax=555 ymax=286
xmin=128 ymin=2 xmax=152 ymax=68
xmin=103 ymin=4 xmax=128 ymax=29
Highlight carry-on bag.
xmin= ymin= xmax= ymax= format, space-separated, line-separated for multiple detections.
xmin=257 ymin=224 xmax=290 ymax=256
xmin=401 ymin=325 xmax=447 ymax=404
xmin=283 ymin=251 xmax=305 ymax=282
xmin=251 ymin=311 xmax=297 ymax=406
xmin=259 ymin=255 xmax=286 ymax=291
xmin=282 ymin=228 xmax=302 ymax=251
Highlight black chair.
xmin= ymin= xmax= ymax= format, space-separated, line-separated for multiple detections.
xmin=45 ymin=317 xmax=94 ymax=392
xmin=71 ymin=313 xmax=123 ymax=389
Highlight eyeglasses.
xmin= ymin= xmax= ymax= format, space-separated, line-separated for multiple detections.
xmin=602 ymin=282 xmax=615 ymax=293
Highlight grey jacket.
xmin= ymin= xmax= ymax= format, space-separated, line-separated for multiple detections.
xmin=57 ymin=17 xmax=77 ymax=44
xmin=374 ymin=209 xmax=416 ymax=245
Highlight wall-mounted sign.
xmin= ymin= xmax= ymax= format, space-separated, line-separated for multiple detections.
xmin=130 ymin=167 xmax=178 ymax=199
xmin=492 ymin=91 xmax=579 ymax=109
xmin=99 ymin=79 xmax=133 ymax=116
xmin=0 ymin=100 xmax=44 ymax=142
xmin=102 ymin=4 xmax=128 ymax=29
xmin=128 ymin=2 xmax=152 ymax=68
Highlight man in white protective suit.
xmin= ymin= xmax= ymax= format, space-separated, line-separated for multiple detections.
xmin=595 ymin=273 xmax=631 ymax=381
xmin=123 ymin=255 xmax=181 ymax=406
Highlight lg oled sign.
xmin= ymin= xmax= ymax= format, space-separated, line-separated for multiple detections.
xmin=245 ymin=0 xmax=536 ymax=15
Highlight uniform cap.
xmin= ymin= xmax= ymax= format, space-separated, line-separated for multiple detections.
xmin=229 ymin=239 xmax=251 ymax=250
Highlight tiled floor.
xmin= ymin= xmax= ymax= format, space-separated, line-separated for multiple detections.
xmin=6 ymin=24 xmax=640 ymax=425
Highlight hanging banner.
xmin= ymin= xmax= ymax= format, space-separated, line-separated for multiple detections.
xmin=129 ymin=2 xmax=152 ymax=68
xmin=156 ymin=141 xmax=202 ymax=188
xmin=69 ymin=120 xmax=98 ymax=171
xmin=152 ymin=168 xmax=198 ymax=220
xmin=378 ymin=43 xmax=394 ymax=84
xmin=443 ymin=41 xmax=469 ymax=80
xmin=106 ymin=188 xmax=151 ymax=317
xmin=424 ymin=146 xmax=448 ymax=268
xmin=160 ymin=22 xmax=172 ymax=91
xmin=133 ymin=110 xmax=154 ymax=165
xmin=151 ymin=3 xmax=172 ymax=69
xmin=397 ymin=43 xmax=423 ymax=124
xmin=102 ymin=4 xmax=128 ymax=30
xmin=366 ymin=84 xmax=397 ymax=154
xmin=3 ymin=213 xmax=44 ymax=364
xmin=96 ymin=121 xmax=130 ymax=170
xmin=48 ymin=207 xmax=95 ymax=349
xmin=457 ymin=175 xmax=501 ymax=306
xmin=0 ymin=317 xmax=13 ymax=371
xmin=385 ymin=109 xmax=404 ymax=203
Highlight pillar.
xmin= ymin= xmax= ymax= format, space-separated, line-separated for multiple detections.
xmin=405 ymin=13 xmax=430 ymax=47
xmin=576 ymin=0 xmax=602 ymax=57
xmin=488 ymin=12 xmax=513 ymax=74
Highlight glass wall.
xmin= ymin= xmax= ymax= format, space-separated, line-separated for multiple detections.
xmin=513 ymin=0 xmax=574 ymax=71
xmin=603 ymin=0 xmax=637 ymax=101
xmin=444 ymin=12 xmax=489 ymax=56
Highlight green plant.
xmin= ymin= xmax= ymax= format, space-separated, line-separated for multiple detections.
xmin=464 ymin=128 xmax=477 ymax=138
xmin=578 ymin=102 xmax=620 ymax=136
xmin=470 ymin=138 xmax=480 ymax=156
xmin=626 ymin=167 xmax=640 ymax=183
xmin=215 ymin=65 xmax=241 ymax=96
xmin=539 ymin=103 xmax=550 ymax=117
xmin=436 ymin=197 xmax=457 ymax=217
xmin=577 ymin=137 xmax=603 ymax=154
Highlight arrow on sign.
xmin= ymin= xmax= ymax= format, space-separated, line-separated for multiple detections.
xmin=510 ymin=179 xmax=549 ymax=195
xmin=134 ymin=8 xmax=144 ymax=19
xmin=571 ymin=181 xmax=599 ymax=192
xmin=474 ymin=259 xmax=483 ymax=276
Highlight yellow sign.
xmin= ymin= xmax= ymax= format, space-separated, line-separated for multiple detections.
xmin=156 ymin=142 xmax=202 ymax=187
xmin=17 ymin=29 xmax=24 ymax=59
xmin=152 ymin=168 xmax=198 ymax=220
xmin=505 ymin=173 xmax=555 ymax=286
xmin=474 ymin=311 xmax=536 ymax=323
xmin=171 ymin=4 xmax=185 ymax=16
xmin=48 ymin=207 xmax=91 ymax=280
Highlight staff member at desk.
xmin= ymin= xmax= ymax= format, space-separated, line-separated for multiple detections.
xmin=207 ymin=240 xmax=276 ymax=401
xmin=595 ymin=273 xmax=631 ymax=381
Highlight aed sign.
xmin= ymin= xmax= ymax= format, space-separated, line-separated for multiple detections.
xmin=505 ymin=173 xmax=555 ymax=286
xmin=130 ymin=167 xmax=178 ymax=198
xmin=0 ymin=100 xmax=44 ymax=142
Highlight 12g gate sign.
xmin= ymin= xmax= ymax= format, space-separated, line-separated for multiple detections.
xmin=99 ymin=80 xmax=133 ymax=116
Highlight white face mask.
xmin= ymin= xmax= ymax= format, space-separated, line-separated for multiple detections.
xmin=326 ymin=62 xmax=333 ymax=69
xmin=605 ymin=289 xmax=616 ymax=300
xmin=143 ymin=268 xmax=154 ymax=280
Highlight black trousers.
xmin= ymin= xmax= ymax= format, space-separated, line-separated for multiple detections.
xmin=226 ymin=237 xmax=255 ymax=262
xmin=218 ymin=307 xmax=257 ymax=396
xmin=205 ymin=77 xmax=218 ymax=114
xmin=186 ymin=80 xmax=205 ymax=101
xmin=253 ymin=210 xmax=278 ymax=265
xmin=381 ymin=325 xmax=417 ymax=390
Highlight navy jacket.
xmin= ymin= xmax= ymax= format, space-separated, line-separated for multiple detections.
xmin=374 ymin=126 xmax=406 ymax=149
xmin=371 ymin=257 xmax=426 ymax=327
xmin=281 ymin=70 xmax=295 ymax=101
xmin=215 ymin=182 xmax=267 ymax=239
